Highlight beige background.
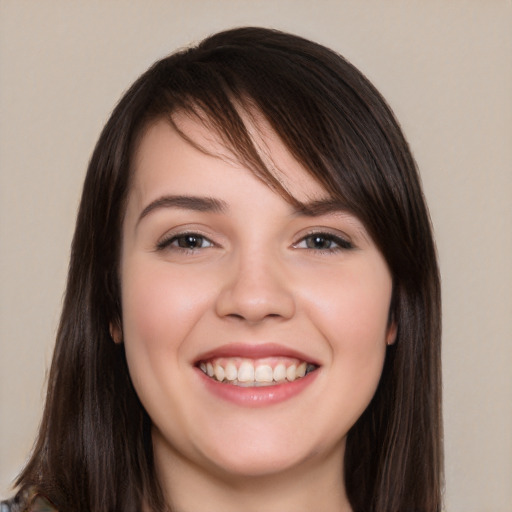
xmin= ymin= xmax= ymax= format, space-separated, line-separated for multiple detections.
xmin=1 ymin=1 xmax=511 ymax=510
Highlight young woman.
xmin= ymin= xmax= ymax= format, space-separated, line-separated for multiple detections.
xmin=5 ymin=27 xmax=442 ymax=512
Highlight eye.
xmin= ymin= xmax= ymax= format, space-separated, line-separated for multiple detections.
xmin=294 ymin=232 xmax=353 ymax=251
xmin=157 ymin=233 xmax=214 ymax=251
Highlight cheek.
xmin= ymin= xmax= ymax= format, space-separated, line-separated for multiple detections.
xmin=301 ymin=259 xmax=392 ymax=386
xmin=306 ymin=260 xmax=391 ymax=339
xmin=121 ymin=261 xmax=207 ymax=344
xmin=119 ymin=260 xmax=214 ymax=394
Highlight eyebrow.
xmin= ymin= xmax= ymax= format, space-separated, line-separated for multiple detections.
xmin=293 ymin=198 xmax=351 ymax=217
xmin=137 ymin=195 xmax=352 ymax=226
xmin=137 ymin=195 xmax=228 ymax=225
xmin=296 ymin=198 xmax=369 ymax=242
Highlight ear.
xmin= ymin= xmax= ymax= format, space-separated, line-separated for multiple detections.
xmin=109 ymin=320 xmax=123 ymax=344
xmin=386 ymin=320 xmax=397 ymax=346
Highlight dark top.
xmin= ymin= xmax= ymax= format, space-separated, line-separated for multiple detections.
xmin=1 ymin=490 xmax=56 ymax=512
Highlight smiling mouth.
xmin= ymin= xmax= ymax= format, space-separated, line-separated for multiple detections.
xmin=197 ymin=357 xmax=318 ymax=387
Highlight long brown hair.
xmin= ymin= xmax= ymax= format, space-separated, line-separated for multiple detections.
xmin=14 ymin=27 xmax=442 ymax=511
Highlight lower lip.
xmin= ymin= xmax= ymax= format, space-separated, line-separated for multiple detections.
xmin=195 ymin=368 xmax=319 ymax=407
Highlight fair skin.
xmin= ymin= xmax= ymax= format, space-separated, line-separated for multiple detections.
xmin=114 ymin=114 xmax=396 ymax=512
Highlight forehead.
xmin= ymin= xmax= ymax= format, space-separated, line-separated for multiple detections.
xmin=130 ymin=112 xmax=329 ymax=206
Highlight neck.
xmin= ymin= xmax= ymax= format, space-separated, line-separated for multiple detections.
xmin=153 ymin=436 xmax=352 ymax=512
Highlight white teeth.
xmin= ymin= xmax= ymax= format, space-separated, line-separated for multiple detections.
xmin=286 ymin=364 xmax=297 ymax=382
xmin=296 ymin=362 xmax=307 ymax=378
xmin=273 ymin=363 xmax=287 ymax=382
xmin=238 ymin=361 xmax=255 ymax=382
xmin=225 ymin=361 xmax=238 ymax=381
xmin=214 ymin=364 xmax=225 ymax=382
xmin=199 ymin=357 xmax=316 ymax=386
xmin=254 ymin=364 xmax=273 ymax=383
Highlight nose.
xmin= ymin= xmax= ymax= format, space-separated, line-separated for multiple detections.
xmin=215 ymin=249 xmax=296 ymax=323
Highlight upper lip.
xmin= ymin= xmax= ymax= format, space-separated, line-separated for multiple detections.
xmin=194 ymin=343 xmax=320 ymax=366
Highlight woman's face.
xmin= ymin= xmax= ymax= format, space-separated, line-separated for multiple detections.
xmin=116 ymin=115 xmax=396 ymax=483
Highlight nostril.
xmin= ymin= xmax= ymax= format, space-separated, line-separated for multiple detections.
xmin=224 ymin=311 xmax=288 ymax=323
xmin=226 ymin=313 xmax=245 ymax=321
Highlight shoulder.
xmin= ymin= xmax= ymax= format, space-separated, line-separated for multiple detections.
xmin=1 ymin=490 xmax=57 ymax=512
xmin=27 ymin=495 xmax=56 ymax=512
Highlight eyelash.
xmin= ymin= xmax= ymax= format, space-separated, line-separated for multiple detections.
xmin=156 ymin=231 xmax=353 ymax=253
xmin=156 ymin=232 xmax=215 ymax=252
xmin=293 ymin=232 xmax=353 ymax=252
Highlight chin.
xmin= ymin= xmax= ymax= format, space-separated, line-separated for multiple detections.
xmin=196 ymin=426 xmax=341 ymax=480
xmin=207 ymin=449 xmax=314 ymax=480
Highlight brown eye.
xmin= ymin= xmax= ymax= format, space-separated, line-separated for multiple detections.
xmin=295 ymin=232 xmax=353 ymax=251
xmin=306 ymin=235 xmax=335 ymax=250
xmin=176 ymin=234 xmax=206 ymax=249
xmin=157 ymin=233 xmax=214 ymax=251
